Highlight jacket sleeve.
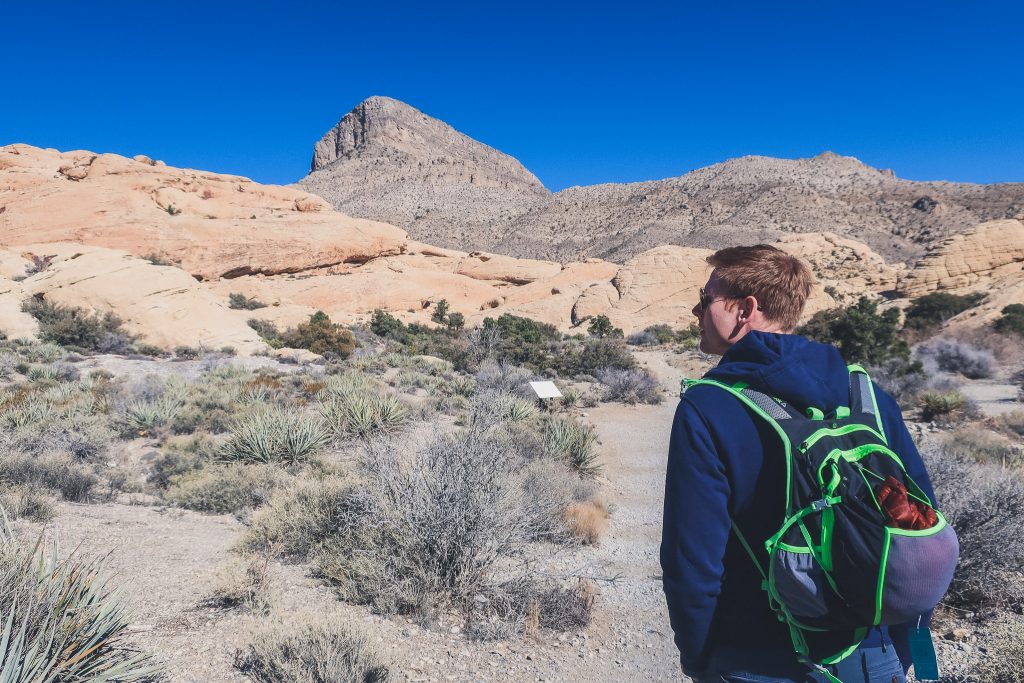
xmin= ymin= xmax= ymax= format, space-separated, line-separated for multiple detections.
xmin=874 ymin=382 xmax=937 ymax=673
xmin=660 ymin=396 xmax=732 ymax=678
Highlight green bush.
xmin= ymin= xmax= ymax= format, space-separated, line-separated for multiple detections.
xmin=0 ymin=526 xmax=161 ymax=681
xmin=903 ymin=292 xmax=986 ymax=332
xmin=21 ymin=296 xmax=133 ymax=352
xmin=318 ymin=391 xmax=407 ymax=440
xmin=587 ymin=315 xmax=621 ymax=339
xmin=796 ymin=296 xmax=909 ymax=365
xmin=280 ymin=312 xmax=356 ymax=358
xmin=248 ymin=319 xmax=284 ymax=348
xmin=369 ymin=310 xmax=407 ymax=342
xmin=229 ymin=293 xmax=268 ymax=310
xmin=995 ymin=303 xmax=1024 ymax=336
xmin=919 ymin=389 xmax=968 ymax=422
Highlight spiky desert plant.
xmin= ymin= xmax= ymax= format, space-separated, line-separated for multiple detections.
xmin=219 ymin=406 xmax=330 ymax=464
xmin=116 ymin=396 xmax=184 ymax=436
xmin=0 ymin=524 xmax=162 ymax=681
xmin=544 ymin=416 xmax=600 ymax=477
xmin=319 ymin=392 xmax=407 ymax=439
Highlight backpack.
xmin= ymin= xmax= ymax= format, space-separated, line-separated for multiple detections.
xmin=682 ymin=364 xmax=959 ymax=682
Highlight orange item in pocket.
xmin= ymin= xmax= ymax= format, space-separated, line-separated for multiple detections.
xmin=875 ymin=475 xmax=937 ymax=530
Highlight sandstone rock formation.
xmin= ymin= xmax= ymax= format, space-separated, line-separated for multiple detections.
xmin=298 ymin=98 xmax=1024 ymax=265
xmin=5 ymin=245 xmax=266 ymax=353
xmin=0 ymin=145 xmax=406 ymax=281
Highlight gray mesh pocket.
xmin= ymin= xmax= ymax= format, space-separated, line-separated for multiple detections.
xmin=881 ymin=522 xmax=959 ymax=624
xmin=771 ymin=549 xmax=829 ymax=619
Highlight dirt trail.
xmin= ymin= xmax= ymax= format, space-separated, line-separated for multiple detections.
xmin=22 ymin=351 xmax=697 ymax=682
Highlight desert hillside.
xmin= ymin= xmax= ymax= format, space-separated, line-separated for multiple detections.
xmin=299 ymin=97 xmax=1024 ymax=264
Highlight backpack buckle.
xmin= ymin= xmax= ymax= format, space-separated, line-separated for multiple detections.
xmin=811 ymin=498 xmax=831 ymax=511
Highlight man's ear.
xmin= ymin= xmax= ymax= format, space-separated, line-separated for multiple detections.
xmin=740 ymin=295 xmax=758 ymax=321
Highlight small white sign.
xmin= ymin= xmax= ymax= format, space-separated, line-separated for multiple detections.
xmin=529 ymin=381 xmax=563 ymax=399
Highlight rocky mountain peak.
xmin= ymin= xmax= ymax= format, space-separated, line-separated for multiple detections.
xmin=306 ymin=96 xmax=547 ymax=194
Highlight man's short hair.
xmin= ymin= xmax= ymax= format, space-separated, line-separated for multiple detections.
xmin=706 ymin=245 xmax=814 ymax=331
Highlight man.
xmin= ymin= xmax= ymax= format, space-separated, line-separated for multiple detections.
xmin=661 ymin=245 xmax=933 ymax=682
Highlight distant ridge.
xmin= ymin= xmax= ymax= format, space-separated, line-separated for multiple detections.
xmin=299 ymin=97 xmax=1024 ymax=263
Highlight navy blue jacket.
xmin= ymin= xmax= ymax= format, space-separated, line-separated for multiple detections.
xmin=660 ymin=332 xmax=934 ymax=678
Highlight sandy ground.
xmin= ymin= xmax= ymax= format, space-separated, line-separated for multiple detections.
xmin=21 ymin=349 xmax=704 ymax=682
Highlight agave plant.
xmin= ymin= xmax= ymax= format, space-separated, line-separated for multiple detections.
xmin=544 ymin=416 xmax=600 ymax=477
xmin=0 ymin=523 xmax=162 ymax=681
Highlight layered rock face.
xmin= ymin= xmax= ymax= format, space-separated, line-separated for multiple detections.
xmin=298 ymin=97 xmax=550 ymax=249
xmin=0 ymin=145 xmax=406 ymax=281
xmin=298 ymin=98 xmax=1024 ymax=264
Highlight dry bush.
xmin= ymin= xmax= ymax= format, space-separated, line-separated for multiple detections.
xmin=597 ymin=367 xmax=662 ymax=405
xmin=940 ymin=426 xmax=1024 ymax=469
xmin=475 ymin=360 xmax=537 ymax=397
xmin=998 ymin=409 xmax=1024 ymax=439
xmin=918 ymin=337 xmax=995 ymax=379
xmin=243 ymin=478 xmax=367 ymax=559
xmin=923 ymin=443 xmax=1024 ymax=613
xmin=0 ymin=451 xmax=98 ymax=501
xmin=465 ymin=578 xmax=596 ymax=640
xmin=564 ymin=498 xmax=610 ymax=545
xmin=976 ymin=614 xmax=1024 ymax=683
xmin=165 ymin=464 xmax=292 ymax=514
xmin=0 ymin=483 xmax=56 ymax=522
xmin=234 ymin=616 xmax=389 ymax=683
xmin=201 ymin=557 xmax=272 ymax=614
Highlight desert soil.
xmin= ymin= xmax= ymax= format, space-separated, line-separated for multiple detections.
xmin=21 ymin=350 xmax=700 ymax=683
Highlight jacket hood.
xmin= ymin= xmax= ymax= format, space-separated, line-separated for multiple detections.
xmin=705 ymin=331 xmax=850 ymax=412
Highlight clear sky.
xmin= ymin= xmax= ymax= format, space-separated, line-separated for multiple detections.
xmin=3 ymin=1 xmax=1022 ymax=191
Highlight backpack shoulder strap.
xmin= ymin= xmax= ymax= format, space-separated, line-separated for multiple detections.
xmin=847 ymin=364 xmax=886 ymax=441
xmin=683 ymin=378 xmax=803 ymax=422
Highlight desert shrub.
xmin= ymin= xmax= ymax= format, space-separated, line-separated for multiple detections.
xmin=475 ymin=360 xmax=536 ymax=397
xmin=923 ymin=443 xmax=1024 ymax=612
xmin=165 ymin=464 xmax=291 ymax=514
xmin=564 ymin=498 xmax=610 ymax=545
xmin=174 ymin=345 xmax=202 ymax=360
xmin=0 ymin=451 xmax=98 ymax=502
xmin=484 ymin=391 xmax=539 ymax=424
xmin=319 ymin=392 xmax=407 ymax=440
xmin=0 ymin=351 xmax=19 ymax=379
xmin=369 ymin=310 xmax=408 ymax=342
xmin=219 ymin=407 xmax=330 ymax=465
xmin=4 ymin=411 xmax=113 ymax=463
xmin=995 ymin=303 xmax=1024 ymax=336
xmin=243 ymin=478 xmax=365 ymax=559
xmin=202 ymin=557 xmax=271 ymax=614
xmin=553 ymin=336 xmax=636 ymax=378
xmin=597 ymin=367 xmax=662 ymax=404
xmin=940 ymin=427 xmax=1024 ymax=469
xmin=465 ymin=578 xmax=596 ymax=640
xmin=627 ymin=324 xmax=701 ymax=347
xmin=229 ymin=293 xmax=268 ymax=310
xmin=864 ymin=357 xmax=926 ymax=406
xmin=248 ymin=319 xmax=284 ymax=348
xmin=21 ymin=296 xmax=134 ymax=352
xmin=587 ymin=315 xmax=621 ymax=339
xmin=903 ymin=292 xmax=986 ymax=333
xmin=0 ymin=527 xmax=161 ymax=681
xmin=0 ymin=484 xmax=57 ymax=522
xmin=919 ymin=389 xmax=969 ymax=422
xmin=998 ymin=410 xmax=1024 ymax=438
xmin=149 ymin=450 xmax=201 ymax=490
xmin=19 ymin=342 xmax=66 ymax=363
xmin=796 ymin=296 xmax=908 ymax=365
xmin=626 ymin=330 xmax=659 ymax=346
xmin=234 ymin=617 xmax=389 ymax=683
xmin=544 ymin=416 xmax=600 ymax=477
xmin=316 ymin=422 xmax=583 ymax=619
xmin=559 ymin=387 xmax=584 ymax=409
xmin=917 ymin=338 xmax=995 ymax=379
xmin=280 ymin=311 xmax=356 ymax=359
xmin=975 ymin=615 xmax=1024 ymax=683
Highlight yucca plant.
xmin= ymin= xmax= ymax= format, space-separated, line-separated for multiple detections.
xmin=219 ymin=406 xmax=330 ymax=464
xmin=116 ymin=396 xmax=183 ymax=437
xmin=0 ymin=522 xmax=162 ymax=681
xmin=544 ymin=416 xmax=600 ymax=477
xmin=319 ymin=392 xmax=407 ymax=439
xmin=26 ymin=364 xmax=62 ymax=383
xmin=495 ymin=393 xmax=539 ymax=424
xmin=2 ymin=397 xmax=54 ymax=430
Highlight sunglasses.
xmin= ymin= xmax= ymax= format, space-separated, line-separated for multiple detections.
xmin=698 ymin=287 xmax=719 ymax=311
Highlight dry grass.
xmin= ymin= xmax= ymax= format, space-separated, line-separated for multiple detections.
xmin=201 ymin=557 xmax=272 ymax=614
xmin=564 ymin=498 xmax=610 ymax=545
xmin=165 ymin=464 xmax=293 ymax=514
xmin=941 ymin=426 xmax=1024 ymax=469
xmin=976 ymin=614 xmax=1024 ymax=683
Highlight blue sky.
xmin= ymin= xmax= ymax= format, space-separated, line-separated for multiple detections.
xmin=3 ymin=1 xmax=1022 ymax=191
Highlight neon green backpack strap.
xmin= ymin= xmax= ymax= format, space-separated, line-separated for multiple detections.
xmin=846 ymin=364 xmax=886 ymax=441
